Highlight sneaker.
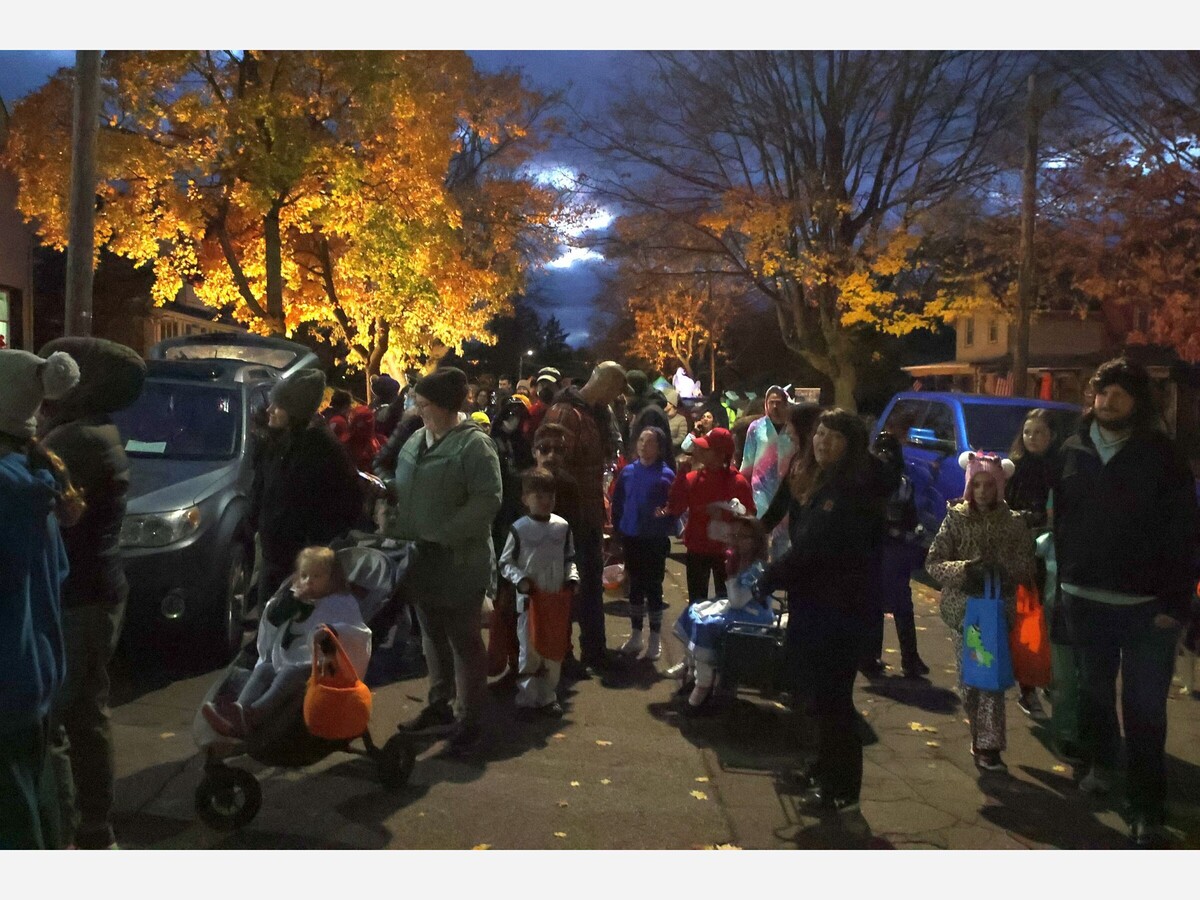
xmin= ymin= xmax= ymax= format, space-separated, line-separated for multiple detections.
xmin=666 ymin=661 xmax=689 ymax=678
xmin=859 ymin=660 xmax=888 ymax=680
xmin=445 ymin=720 xmax=482 ymax=752
xmin=400 ymin=701 xmax=456 ymax=732
xmin=201 ymin=702 xmax=243 ymax=739
xmin=620 ymin=632 xmax=645 ymax=656
xmin=538 ymin=700 xmax=565 ymax=719
xmin=1131 ymin=815 xmax=1169 ymax=849
xmin=642 ymin=633 xmax=662 ymax=661
xmin=798 ymin=788 xmax=860 ymax=814
xmin=972 ymin=747 xmax=1008 ymax=773
xmin=901 ymin=656 xmax=930 ymax=678
xmin=1079 ymin=767 xmax=1113 ymax=796
xmin=1018 ymin=691 xmax=1049 ymax=721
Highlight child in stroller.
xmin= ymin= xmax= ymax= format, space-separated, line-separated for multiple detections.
xmin=191 ymin=536 xmax=416 ymax=831
xmin=201 ymin=546 xmax=369 ymax=738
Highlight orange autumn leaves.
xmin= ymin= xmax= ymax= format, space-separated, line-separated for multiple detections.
xmin=2 ymin=51 xmax=564 ymax=370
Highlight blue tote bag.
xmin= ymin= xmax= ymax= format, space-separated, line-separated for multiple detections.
xmin=961 ymin=572 xmax=1015 ymax=692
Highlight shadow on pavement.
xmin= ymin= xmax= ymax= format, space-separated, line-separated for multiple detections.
xmin=860 ymin=676 xmax=961 ymax=715
xmin=976 ymin=765 xmax=1132 ymax=849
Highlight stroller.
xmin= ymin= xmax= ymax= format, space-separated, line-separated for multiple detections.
xmin=190 ymin=535 xmax=417 ymax=831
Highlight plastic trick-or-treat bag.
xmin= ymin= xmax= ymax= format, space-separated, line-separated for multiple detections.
xmin=303 ymin=625 xmax=373 ymax=741
xmin=1010 ymin=583 xmax=1052 ymax=687
xmin=961 ymin=572 xmax=1016 ymax=693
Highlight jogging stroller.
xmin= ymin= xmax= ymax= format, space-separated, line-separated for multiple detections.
xmin=190 ymin=536 xmax=417 ymax=831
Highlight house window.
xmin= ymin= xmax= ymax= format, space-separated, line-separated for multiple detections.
xmin=964 ymin=316 xmax=975 ymax=347
xmin=0 ymin=289 xmax=9 ymax=348
xmin=988 ymin=318 xmax=999 ymax=343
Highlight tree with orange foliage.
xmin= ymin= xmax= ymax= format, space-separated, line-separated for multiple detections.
xmin=2 ymin=51 xmax=564 ymax=387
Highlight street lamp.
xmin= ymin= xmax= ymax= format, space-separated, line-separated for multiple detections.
xmin=517 ymin=348 xmax=535 ymax=382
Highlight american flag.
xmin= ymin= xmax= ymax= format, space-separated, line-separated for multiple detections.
xmin=992 ymin=373 xmax=1014 ymax=397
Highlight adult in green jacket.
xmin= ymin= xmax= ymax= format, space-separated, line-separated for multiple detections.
xmin=383 ymin=367 xmax=502 ymax=752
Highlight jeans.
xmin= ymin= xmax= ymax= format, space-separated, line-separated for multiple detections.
xmin=0 ymin=719 xmax=58 ymax=850
xmin=791 ymin=604 xmax=863 ymax=801
xmin=685 ymin=552 xmax=727 ymax=603
xmin=413 ymin=595 xmax=488 ymax=726
xmin=623 ymin=536 xmax=670 ymax=632
xmin=1067 ymin=593 xmax=1180 ymax=821
xmin=238 ymin=662 xmax=311 ymax=719
xmin=48 ymin=598 xmax=125 ymax=849
xmin=572 ymin=524 xmax=606 ymax=662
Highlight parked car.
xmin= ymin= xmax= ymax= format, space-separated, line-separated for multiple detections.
xmin=875 ymin=391 xmax=1081 ymax=537
xmin=112 ymin=333 xmax=319 ymax=662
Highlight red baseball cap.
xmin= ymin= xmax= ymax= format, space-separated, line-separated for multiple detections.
xmin=692 ymin=427 xmax=734 ymax=462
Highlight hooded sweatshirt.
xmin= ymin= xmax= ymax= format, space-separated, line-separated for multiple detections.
xmin=667 ymin=433 xmax=755 ymax=556
xmin=37 ymin=338 xmax=145 ymax=609
xmin=0 ymin=451 xmax=68 ymax=727
xmin=612 ymin=458 xmax=676 ymax=539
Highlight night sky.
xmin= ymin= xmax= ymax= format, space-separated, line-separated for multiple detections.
xmin=0 ymin=49 xmax=636 ymax=347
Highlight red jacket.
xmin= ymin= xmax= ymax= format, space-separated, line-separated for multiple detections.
xmin=667 ymin=465 xmax=755 ymax=555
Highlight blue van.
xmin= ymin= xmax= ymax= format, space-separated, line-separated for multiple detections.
xmin=875 ymin=392 xmax=1081 ymax=536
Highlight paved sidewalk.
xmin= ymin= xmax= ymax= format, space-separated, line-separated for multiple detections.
xmin=106 ymin=546 xmax=1200 ymax=849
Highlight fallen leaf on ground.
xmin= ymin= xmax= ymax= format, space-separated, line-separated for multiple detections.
xmin=554 ymin=832 xmax=567 ymax=839
xmin=909 ymin=722 xmax=938 ymax=733
xmin=860 ymin=709 xmax=870 ymax=716
xmin=1052 ymin=765 xmax=1067 ymax=773
xmin=926 ymin=741 xmax=941 ymax=748
xmin=944 ymin=668 xmax=956 ymax=674
xmin=694 ymin=776 xmax=710 ymax=783
xmin=557 ymin=801 xmax=569 ymax=807
xmin=417 ymin=812 xmax=426 ymax=817
xmin=916 ymin=626 xmax=928 ymax=631
xmin=962 ymin=719 xmax=970 ymax=725
xmin=771 ymin=701 xmax=787 ymax=709
xmin=884 ymin=648 xmax=898 ymax=654
xmin=472 ymin=844 xmax=491 ymax=850
xmin=691 ymin=790 xmax=709 ymax=800
xmin=570 ymin=781 xmax=581 ymax=787
xmin=159 ymin=732 xmax=175 ymax=739
xmin=552 ymin=733 xmax=566 ymax=740
xmin=701 ymin=843 xmax=742 ymax=850
xmin=595 ymin=740 xmax=613 ymax=747
xmin=600 ymin=778 xmax=611 ymax=785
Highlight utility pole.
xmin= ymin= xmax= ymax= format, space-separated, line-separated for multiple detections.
xmin=64 ymin=50 xmax=101 ymax=337
xmin=1013 ymin=71 xmax=1041 ymax=398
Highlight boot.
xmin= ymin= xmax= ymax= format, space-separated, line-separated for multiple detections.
xmin=894 ymin=606 xmax=929 ymax=677
xmin=642 ymin=632 xmax=662 ymax=661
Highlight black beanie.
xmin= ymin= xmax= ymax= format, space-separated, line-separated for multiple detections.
xmin=270 ymin=368 xmax=326 ymax=423
xmin=415 ymin=366 xmax=468 ymax=412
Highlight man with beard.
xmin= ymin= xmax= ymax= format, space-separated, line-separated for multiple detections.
xmin=1055 ymin=357 xmax=1197 ymax=848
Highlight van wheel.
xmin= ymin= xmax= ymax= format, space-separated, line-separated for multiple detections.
xmin=206 ymin=542 xmax=249 ymax=665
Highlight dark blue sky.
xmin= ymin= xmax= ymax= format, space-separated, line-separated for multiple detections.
xmin=0 ymin=50 xmax=634 ymax=346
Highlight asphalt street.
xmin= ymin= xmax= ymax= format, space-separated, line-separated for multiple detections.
xmin=106 ymin=544 xmax=1200 ymax=850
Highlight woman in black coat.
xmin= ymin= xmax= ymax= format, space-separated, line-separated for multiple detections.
xmin=758 ymin=408 xmax=884 ymax=812
xmin=249 ymin=369 xmax=361 ymax=613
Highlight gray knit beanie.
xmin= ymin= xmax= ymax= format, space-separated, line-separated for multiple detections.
xmin=0 ymin=349 xmax=80 ymax=440
xmin=269 ymin=368 xmax=326 ymax=423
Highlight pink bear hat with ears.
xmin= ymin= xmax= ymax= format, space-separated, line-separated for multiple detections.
xmin=958 ymin=450 xmax=1015 ymax=500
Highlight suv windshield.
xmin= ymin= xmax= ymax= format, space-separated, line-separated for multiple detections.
xmin=961 ymin=402 xmax=1080 ymax=453
xmin=163 ymin=344 xmax=298 ymax=369
xmin=112 ymin=381 xmax=243 ymax=460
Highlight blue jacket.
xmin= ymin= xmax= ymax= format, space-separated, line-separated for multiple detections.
xmin=612 ymin=459 xmax=675 ymax=539
xmin=0 ymin=451 xmax=68 ymax=730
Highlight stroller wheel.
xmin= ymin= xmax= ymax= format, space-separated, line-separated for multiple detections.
xmin=195 ymin=766 xmax=262 ymax=831
xmin=378 ymin=734 xmax=416 ymax=790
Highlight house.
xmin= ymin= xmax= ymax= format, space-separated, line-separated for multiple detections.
xmin=0 ymin=96 xmax=37 ymax=349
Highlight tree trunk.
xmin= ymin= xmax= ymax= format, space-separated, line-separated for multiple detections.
xmin=1014 ymin=72 xmax=1040 ymax=398
xmin=263 ymin=200 xmax=286 ymax=334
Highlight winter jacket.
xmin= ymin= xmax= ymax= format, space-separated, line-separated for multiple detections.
xmin=37 ymin=337 xmax=145 ymax=609
xmin=758 ymin=473 xmax=884 ymax=613
xmin=666 ymin=465 xmax=755 ymax=555
xmin=612 ymin=459 xmax=676 ymax=539
xmin=0 ymin=451 xmax=68 ymax=728
xmin=250 ymin=422 xmax=362 ymax=567
xmin=925 ymin=500 xmax=1036 ymax=633
xmin=1005 ymin=452 xmax=1056 ymax=532
xmin=1054 ymin=422 xmax=1198 ymax=622
xmin=666 ymin=410 xmax=690 ymax=454
xmin=382 ymin=418 xmax=502 ymax=605
xmin=543 ymin=388 xmax=618 ymax=530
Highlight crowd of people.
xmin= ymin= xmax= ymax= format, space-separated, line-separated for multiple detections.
xmin=4 ymin=340 xmax=1198 ymax=850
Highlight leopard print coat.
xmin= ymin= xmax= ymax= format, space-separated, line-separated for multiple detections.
xmin=925 ymin=500 xmax=1036 ymax=633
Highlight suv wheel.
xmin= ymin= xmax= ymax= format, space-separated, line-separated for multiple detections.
xmin=207 ymin=541 xmax=249 ymax=664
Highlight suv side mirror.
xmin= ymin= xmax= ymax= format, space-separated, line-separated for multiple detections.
xmin=907 ymin=426 xmax=956 ymax=455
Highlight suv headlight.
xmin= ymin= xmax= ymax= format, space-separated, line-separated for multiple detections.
xmin=120 ymin=506 xmax=202 ymax=548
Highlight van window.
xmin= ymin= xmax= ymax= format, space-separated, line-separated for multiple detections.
xmin=883 ymin=399 xmax=928 ymax=443
xmin=923 ymin=402 xmax=957 ymax=444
